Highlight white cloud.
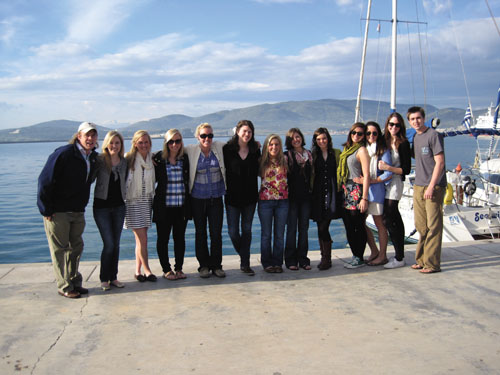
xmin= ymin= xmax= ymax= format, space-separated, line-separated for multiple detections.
xmin=0 ymin=16 xmax=28 ymax=45
xmin=66 ymin=0 xmax=140 ymax=44
xmin=253 ymin=0 xmax=310 ymax=4
xmin=423 ymin=0 xmax=452 ymax=15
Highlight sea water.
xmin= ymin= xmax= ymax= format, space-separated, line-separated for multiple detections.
xmin=0 ymin=133 xmax=489 ymax=264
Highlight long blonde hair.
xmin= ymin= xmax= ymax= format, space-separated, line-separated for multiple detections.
xmin=101 ymin=130 xmax=125 ymax=170
xmin=126 ymin=130 xmax=152 ymax=170
xmin=161 ymin=128 xmax=184 ymax=160
xmin=259 ymin=134 xmax=287 ymax=177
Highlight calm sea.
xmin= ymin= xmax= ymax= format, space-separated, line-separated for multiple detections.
xmin=0 ymin=133 xmax=487 ymax=264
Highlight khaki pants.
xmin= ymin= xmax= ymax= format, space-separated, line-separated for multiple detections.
xmin=43 ymin=212 xmax=85 ymax=293
xmin=413 ymin=185 xmax=445 ymax=271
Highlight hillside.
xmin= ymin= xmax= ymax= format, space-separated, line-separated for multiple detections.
xmin=0 ymin=99 xmax=472 ymax=142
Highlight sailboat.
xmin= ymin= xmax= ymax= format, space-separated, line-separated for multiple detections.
xmin=358 ymin=0 xmax=500 ymax=242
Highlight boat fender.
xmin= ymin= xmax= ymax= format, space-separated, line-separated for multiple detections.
xmin=464 ymin=179 xmax=477 ymax=196
xmin=444 ymin=183 xmax=454 ymax=205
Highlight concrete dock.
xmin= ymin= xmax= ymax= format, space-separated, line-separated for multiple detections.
xmin=1 ymin=239 xmax=500 ymax=375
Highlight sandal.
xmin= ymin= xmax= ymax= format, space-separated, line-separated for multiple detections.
xmin=264 ymin=266 xmax=275 ymax=273
xmin=288 ymin=265 xmax=299 ymax=271
xmin=164 ymin=271 xmax=177 ymax=280
xmin=368 ymin=258 xmax=388 ymax=266
xmin=420 ymin=268 xmax=441 ymax=274
xmin=175 ymin=270 xmax=187 ymax=279
xmin=367 ymin=252 xmax=379 ymax=263
xmin=301 ymin=265 xmax=312 ymax=270
xmin=411 ymin=264 xmax=423 ymax=270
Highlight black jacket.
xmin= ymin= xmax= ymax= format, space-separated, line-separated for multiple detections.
xmin=398 ymin=140 xmax=412 ymax=181
xmin=310 ymin=149 xmax=343 ymax=222
xmin=223 ymin=143 xmax=260 ymax=207
xmin=37 ymin=143 xmax=98 ymax=217
xmin=152 ymin=152 xmax=191 ymax=222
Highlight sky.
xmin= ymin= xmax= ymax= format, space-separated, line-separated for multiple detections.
xmin=1 ymin=0 xmax=499 ymax=129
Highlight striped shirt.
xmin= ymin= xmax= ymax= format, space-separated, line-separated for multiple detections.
xmin=191 ymin=151 xmax=226 ymax=199
xmin=165 ymin=160 xmax=185 ymax=207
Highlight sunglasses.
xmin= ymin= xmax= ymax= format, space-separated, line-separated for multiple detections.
xmin=366 ymin=131 xmax=378 ymax=136
xmin=199 ymin=133 xmax=214 ymax=139
xmin=167 ymin=139 xmax=182 ymax=145
xmin=351 ymin=131 xmax=364 ymax=136
xmin=388 ymin=122 xmax=401 ymax=128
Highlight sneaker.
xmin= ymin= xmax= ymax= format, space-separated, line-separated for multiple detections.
xmin=384 ymin=257 xmax=405 ymax=269
xmin=240 ymin=266 xmax=255 ymax=276
xmin=199 ymin=267 xmax=211 ymax=278
xmin=101 ymin=282 xmax=111 ymax=291
xmin=110 ymin=280 xmax=125 ymax=288
xmin=344 ymin=256 xmax=366 ymax=269
xmin=213 ymin=268 xmax=226 ymax=278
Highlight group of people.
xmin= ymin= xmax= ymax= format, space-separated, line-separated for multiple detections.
xmin=37 ymin=106 xmax=446 ymax=299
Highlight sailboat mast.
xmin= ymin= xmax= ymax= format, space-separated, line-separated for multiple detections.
xmin=355 ymin=0 xmax=372 ymax=123
xmin=390 ymin=0 xmax=397 ymax=112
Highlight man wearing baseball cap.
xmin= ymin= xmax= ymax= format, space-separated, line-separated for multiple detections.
xmin=37 ymin=122 xmax=99 ymax=298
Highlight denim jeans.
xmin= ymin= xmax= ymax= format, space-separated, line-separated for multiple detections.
xmin=192 ymin=197 xmax=223 ymax=270
xmin=285 ymin=199 xmax=311 ymax=267
xmin=258 ymin=199 xmax=289 ymax=268
xmin=155 ymin=206 xmax=188 ymax=272
xmin=93 ymin=205 xmax=126 ymax=282
xmin=226 ymin=202 xmax=256 ymax=268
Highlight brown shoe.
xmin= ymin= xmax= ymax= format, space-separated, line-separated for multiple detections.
xmin=58 ymin=290 xmax=81 ymax=299
xmin=74 ymin=286 xmax=89 ymax=294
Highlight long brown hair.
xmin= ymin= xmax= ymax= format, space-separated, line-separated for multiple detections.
xmin=383 ymin=112 xmax=407 ymax=149
xmin=366 ymin=121 xmax=386 ymax=157
xmin=343 ymin=122 xmax=366 ymax=148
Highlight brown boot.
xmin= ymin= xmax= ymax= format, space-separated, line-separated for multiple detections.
xmin=318 ymin=240 xmax=332 ymax=270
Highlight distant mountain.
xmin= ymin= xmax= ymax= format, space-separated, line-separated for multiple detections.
xmin=0 ymin=99 xmax=474 ymax=143
xmin=0 ymin=120 xmax=111 ymax=143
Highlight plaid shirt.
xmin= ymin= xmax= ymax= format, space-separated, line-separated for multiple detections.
xmin=165 ymin=160 xmax=185 ymax=207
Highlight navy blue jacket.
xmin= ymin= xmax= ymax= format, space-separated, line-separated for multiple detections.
xmin=37 ymin=143 xmax=98 ymax=217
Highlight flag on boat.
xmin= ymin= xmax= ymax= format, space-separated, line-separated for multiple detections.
xmin=462 ymin=106 xmax=472 ymax=131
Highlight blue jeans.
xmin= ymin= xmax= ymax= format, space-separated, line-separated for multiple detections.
xmin=258 ymin=199 xmax=289 ymax=268
xmin=285 ymin=199 xmax=311 ymax=267
xmin=93 ymin=205 xmax=126 ymax=282
xmin=226 ymin=203 xmax=256 ymax=268
xmin=192 ymin=197 xmax=224 ymax=270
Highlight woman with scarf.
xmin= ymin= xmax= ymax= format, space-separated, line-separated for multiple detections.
xmin=337 ymin=122 xmax=370 ymax=269
xmin=310 ymin=128 xmax=342 ymax=270
xmin=125 ymin=130 xmax=157 ymax=282
xmin=356 ymin=121 xmax=393 ymax=266
xmin=93 ymin=130 xmax=128 ymax=291
xmin=378 ymin=113 xmax=411 ymax=269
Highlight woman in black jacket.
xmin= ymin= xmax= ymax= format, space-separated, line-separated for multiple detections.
xmin=310 ymin=128 xmax=343 ymax=270
xmin=153 ymin=129 xmax=191 ymax=280
xmin=223 ymin=120 xmax=261 ymax=275
xmin=378 ymin=112 xmax=411 ymax=269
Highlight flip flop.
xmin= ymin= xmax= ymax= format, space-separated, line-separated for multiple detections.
xmin=175 ymin=270 xmax=187 ymax=279
xmin=368 ymin=258 xmax=388 ymax=266
xmin=164 ymin=271 xmax=177 ymax=280
xmin=420 ymin=268 xmax=441 ymax=274
xmin=367 ymin=252 xmax=379 ymax=263
xmin=411 ymin=264 xmax=423 ymax=270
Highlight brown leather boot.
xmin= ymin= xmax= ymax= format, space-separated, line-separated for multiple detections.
xmin=318 ymin=240 xmax=332 ymax=270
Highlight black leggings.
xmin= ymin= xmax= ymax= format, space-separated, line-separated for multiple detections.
xmin=316 ymin=218 xmax=332 ymax=242
xmin=342 ymin=208 xmax=367 ymax=259
xmin=383 ymin=199 xmax=405 ymax=261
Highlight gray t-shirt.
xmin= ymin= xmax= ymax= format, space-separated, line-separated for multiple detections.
xmin=413 ymin=127 xmax=447 ymax=187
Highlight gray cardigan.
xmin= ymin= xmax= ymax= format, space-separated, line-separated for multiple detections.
xmin=184 ymin=141 xmax=226 ymax=193
xmin=93 ymin=156 xmax=128 ymax=201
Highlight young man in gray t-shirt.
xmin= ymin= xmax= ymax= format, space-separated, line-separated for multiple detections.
xmin=409 ymin=106 xmax=446 ymax=273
